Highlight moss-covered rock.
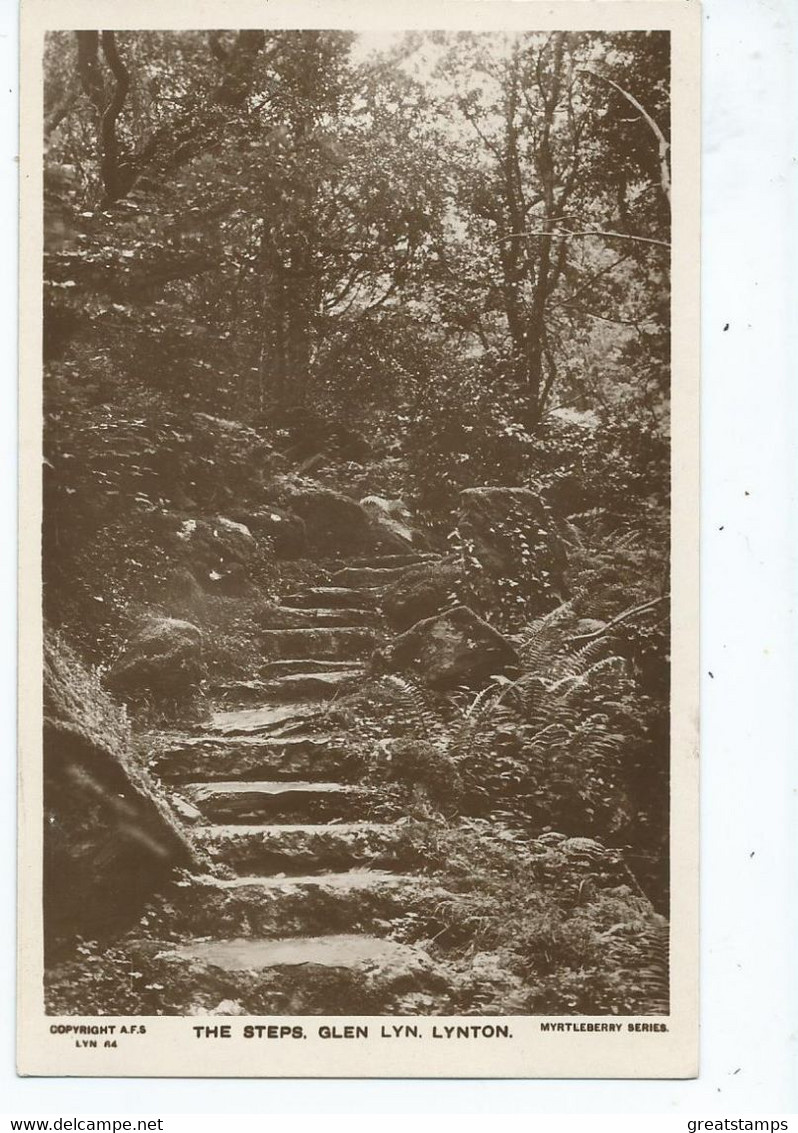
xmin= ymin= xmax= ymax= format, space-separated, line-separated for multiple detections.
xmin=233 ymin=506 xmax=307 ymax=559
xmin=43 ymin=634 xmax=194 ymax=949
xmin=174 ymin=515 xmax=255 ymax=580
xmin=360 ymin=495 xmax=424 ymax=552
xmin=107 ymin=616 xmax=203 ymax=698
xmin=382 ymin=560 xmax=462 ymax=631
xmin=458 ymin=487 xmax=568 ymax=619
xmin=381 ymin=605 xmax=518 ymax=689
xmin=269 ymin=479 xmax=372 ymax=555
xmin=264 ymin=477 xmax=422 ymax=558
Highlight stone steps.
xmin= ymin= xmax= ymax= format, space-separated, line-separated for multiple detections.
xmin=259 ymin=627 xmax=378 ymax=661
xmin=143 ymin=870 xmax=430 ymax=940
xmin=194 ymin=821 xmax=415 ymax=874
xmin=159 ymin=933 xmax=432 ymax=973
xmin=213 ymin=669 xmax=362 ymax=703
xmin=146 ymin=934 xmax=442 ymax=1015
xmin=135 ymin=532 xmax=449 ymax=1016
xmin=330 ymin=565 xmax=413 ymax=590
xmin=203 ymin=869 xmax=414 ymax=891
xmin=207 ymin=701 xmax=329 ymax=736
xmin=332 ymin=552 xmax=440 ymax=571
xmin=259 ymin=669 xmax=362 ymax=700
xmin=180 ymin=781 xmax=369 ymax=824
xmin=149 ymin=733 xmax=354 ymax=783
xmin=261 ymin=606 xmax=380 ymax=629
xmin=260 ymin=659 xmax=365 ymax=678
xmin=281 ymin=587 xmax=376 ymax=611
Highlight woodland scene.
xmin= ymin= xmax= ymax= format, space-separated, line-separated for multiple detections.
xmin=42 ymin=28 xmax=671 ymax=1016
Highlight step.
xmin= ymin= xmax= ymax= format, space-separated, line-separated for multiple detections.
xmin=258 ymin=670 xmax=362 ymax=700
xmin=259 ymin=627 xmax=378 ymax=661
xmin=261 ymin=659 xmax=366 ymax=678
xmin=159 ymin=934 xmax=433 ymax=975
xmin=260 ymin=606 xmax=380 ymax=629
xmin=205 ymin=869 xmax=414 ymax=892
xmin=334 ymin=553 xmax=440 ymax=570
xmin=122 ymin=931 xmax=445 ymax=1015
xmin=281 ymin=588 xmax=376 ymax=611
xmin=143 ymin=871 xmax=436 ymax=941
xmin=207 ymin=701 xmax=328 ymax=736
xmin=180 ymin=781 xmax=369 ymax=824
xmin=213 ymin=669 xmax=362 ymax=703
xmin=330 ymin=566 xmax=413 ymax=589
xmin=148 ymin=733 xmax=354 ymax=783
xmin=195 ymin=821 xmax=414 ymax=874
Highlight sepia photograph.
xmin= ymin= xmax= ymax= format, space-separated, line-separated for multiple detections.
xmin=19 ymin=0 xmax=700 ymax=1079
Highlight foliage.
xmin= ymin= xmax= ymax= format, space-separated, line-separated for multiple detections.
xmin=44 ymin=631 xmax=132 ymax=756
xmin=425 ymin=30 xmax=670 ymax=428
xmin=390 ymin=819 xmax=668 ymax=1015
xmin=44 ymin=29 xmax=670 ymax=433
xmin=44 ymin=934 xmax=207 ymax=1015
xmin=43 ymin=373 xmax=284 ymax=662
xmin=443 ymin=606 xmax=633 ymax=835
xmin=344 ymin=584 xmax=663 ymax=907
xmin=41 ymin=29 xmax=674 ymax=982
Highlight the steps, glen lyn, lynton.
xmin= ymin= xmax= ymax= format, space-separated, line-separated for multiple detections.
xmin=139 ymin=548 xmax=451 ymax=1014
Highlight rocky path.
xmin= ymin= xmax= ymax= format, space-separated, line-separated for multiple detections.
xmin=140 ymin=548 xmax=452 ymax=1015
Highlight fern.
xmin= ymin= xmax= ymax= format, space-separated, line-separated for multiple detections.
xmin=551 ymin=635 xmax=610 ymax=680
xmin=637 ymin=919 xmax=670 ymax=1015
xmin=449 ymin=683 xmax=503 ymax=764
xmin=516 ymin=601 xmax=574 ymax=669
xmin=382 ymin=673 xmax=448 ymax=751
xmin=382 ymin=594 xmax=640 ymax=854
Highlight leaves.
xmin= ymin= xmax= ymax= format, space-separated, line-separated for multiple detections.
xmin=42 ymin=28 xmax=671 ymax=908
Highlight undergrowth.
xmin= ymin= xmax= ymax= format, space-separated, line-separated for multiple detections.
xmin=389 ymin=818 xmax=668 ymax=1015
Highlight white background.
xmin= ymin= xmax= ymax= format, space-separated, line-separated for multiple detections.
xmin=2 ymin=0 xmax=796 ymax=1115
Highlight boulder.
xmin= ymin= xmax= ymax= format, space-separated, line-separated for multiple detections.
xmin=214 ymin=515 xmax=255 ymax=554
xmin=381 ymin=605 xmax=518 ymax=689
xmin=360 ymin=495 xmax=423 ymax=552
xmin=382 ymin=561 xmax=461 ymax=631
xmin=278 ymin=405 xmax=373 ymax=462
xmin=162 ymin=566 xmax=205 ymax=614
xmin=271 ymin=482 xmax=373 ymax=556
xmin=173 ymin=515 xmax=255 ymax=563
xmin=108 ymin=617 xmax=203 ymax=698
xmin=457 ymin=487 xmax=568 ymax=613
xmin=205 ymin=560 xmax=252 ymax=597
xmin=43 ymin=634 xmax=193 ymax=945
xmin=234 ymin=506 xmax=307 ymax=559
xmin=174 ymin=515 xmax=256 ymax=591
xmin=262 ymin=478 xmax=431 ymax=558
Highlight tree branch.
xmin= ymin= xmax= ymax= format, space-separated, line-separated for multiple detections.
xmin=567 ymin=596 xmax=668 ymax=643
xmin=579 ymin=67 xmax=671 ymax=207
xmin=563 ymin=252 xmax=632 ymax=303
xmin=213 ymin=29 xmax=267 ymax=107
xmin=559 ymin=302 xmax=651 ymax=328
xmin=458 ymin=98 xmax=503 ymax=160
xmin=45 ymin=74 xmax=81 ymax=140
xmin=98 ymin=32 xmax=132 ymax=201
xmin=500 ymin=229 xmax=670 ymax=249
xmin=75 ymin=31 xmax=133 ymax=202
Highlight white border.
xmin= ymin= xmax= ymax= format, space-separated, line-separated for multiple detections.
xmin=3 ymin=0 xmax=797 ymax=1109
xmin=16 ymin=0 xmax=698 ymax=1082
